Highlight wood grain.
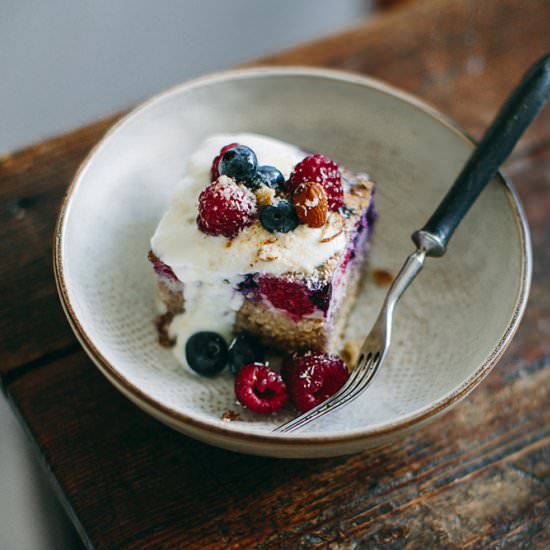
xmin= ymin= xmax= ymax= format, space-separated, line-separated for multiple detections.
xmin=7 ymin=345 xmax=549 ymax=548
xmin=0 ymin=116 xmax=120 ymax=377
xmin=2 ymin=0 xmax=550 ymax=547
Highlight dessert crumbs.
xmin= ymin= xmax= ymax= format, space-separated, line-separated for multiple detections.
xmin=340 ymin=340 xmax=360 ymax=369
xmin=154 ymin=312 xmax=176 ymax=348
xmin=221 ymin=409 xmax=241 ymax=422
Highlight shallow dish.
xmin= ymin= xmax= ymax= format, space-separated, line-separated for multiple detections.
xmin=54 ymin=67 xmax=531 ymax=458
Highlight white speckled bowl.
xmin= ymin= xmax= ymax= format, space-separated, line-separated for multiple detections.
xmin=54 ymin=67 xmax=531 ymax=458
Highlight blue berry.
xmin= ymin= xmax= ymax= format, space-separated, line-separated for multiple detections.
xmin=247 ymin=165 xmax=285 ymax=190
xmin=228 ymin=332 xmax=265 ymax=376
xmin=185 ymin=332 xmax=228 ymax=376
xmin=260 ymin=200 xmax=300 ymax=233
xmin=219 ymin=145 xmax=257 ymax=181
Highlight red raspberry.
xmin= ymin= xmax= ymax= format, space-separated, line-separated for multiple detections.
xmin=197 ymin=176 xmax=257 ymax=238
xmin=258 ymin=275 xmax=315 ymax=319
xmin=288 ymin=154 xmax=343 ymax=210
xmin=210 ymin=142 xmax=239 ymax=181
xmin=235 ymin=363 xmax=288 ymax=414
xmin=282 ymin=352 xmax=349 ymax=413
xmin=147 ymin=250 xmax=178 ymax=281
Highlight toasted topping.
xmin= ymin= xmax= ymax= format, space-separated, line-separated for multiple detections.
xmin=320 ymin=212 xmax=345 ymax=243
xmin=255 ymin=185 xmax=276 ymax=206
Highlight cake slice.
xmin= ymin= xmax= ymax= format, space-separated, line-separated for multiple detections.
xmin=149 ymin=134 xmax=376 ymax=369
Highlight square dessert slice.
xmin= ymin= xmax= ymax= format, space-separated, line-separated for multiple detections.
xmin=234 ymin=170 xmax=374 ymax=352
xmin=149 ymin=134 xmax=376 ymax=368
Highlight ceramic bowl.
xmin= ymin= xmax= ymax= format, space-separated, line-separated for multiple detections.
xmin=54 ymin=67 xmax=531 ymax=458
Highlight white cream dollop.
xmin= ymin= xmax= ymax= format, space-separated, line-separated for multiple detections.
xmin=151 ymin=133 xmax=346 ymax=281
xmin=150 ymin=133 xmax=346 ymax=368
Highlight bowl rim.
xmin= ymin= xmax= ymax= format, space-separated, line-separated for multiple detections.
xmin=53 ymin=65 xmax=532 ymax=447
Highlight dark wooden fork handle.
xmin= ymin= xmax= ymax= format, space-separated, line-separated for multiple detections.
xmin=412 ymin=53 xmax=550 ymax=257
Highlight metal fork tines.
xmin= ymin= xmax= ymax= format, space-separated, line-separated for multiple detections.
xmin=273 ymin=250 xmax=426 ymax=433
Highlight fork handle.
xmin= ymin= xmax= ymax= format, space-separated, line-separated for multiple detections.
xmin=412 ymin=53 xmax=550 ymax=257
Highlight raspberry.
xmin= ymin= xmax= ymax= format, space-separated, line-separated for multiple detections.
xmin=147 ymin=250 xmax=178 ymax=281
xmin=210 ymin=142 xmax=239 ymax=181
xmin=258 ymin=275 xmax=315 ymax=319
xmin=197 ymin=176 xmax=257 ymax=238
xmin=282 ymin=351 xmax=349 ymax=413
xmin=288 ymin=154 xmax=343 ymax=210
xmin=235 ymin=363 xmax=288 ymax=414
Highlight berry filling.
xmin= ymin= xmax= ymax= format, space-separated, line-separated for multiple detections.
xmin=258 ymin=275 xmax=316 ymax=319
xmin=148 ymin=250 xmax=178 ymax=282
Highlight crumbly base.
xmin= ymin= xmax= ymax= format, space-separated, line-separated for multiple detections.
xmin=157 ymin=280 xmax=184 ymax=315
xmin=235 ymin=301 xmax=326 ymax=351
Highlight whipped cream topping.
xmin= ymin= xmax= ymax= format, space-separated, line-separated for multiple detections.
xmin=151 ymin=134 xmax=347 ymax=282
xmin=150 ymin=133 xmax=348 ymax=368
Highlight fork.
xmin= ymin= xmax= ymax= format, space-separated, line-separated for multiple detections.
xmin=274 ymin=53 xmax=550 ymax=433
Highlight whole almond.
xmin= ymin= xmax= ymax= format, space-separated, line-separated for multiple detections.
xmin=293 ymin=181 xmax=328 ymax=228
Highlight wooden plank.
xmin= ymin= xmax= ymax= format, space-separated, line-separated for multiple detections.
xmin=0 ymin=117 xmax=120 ymax=377
xmin=502 ymin=147 xmax=550 ymax=370
xmin=0 ymin=0 xmax=548 ymax=380
xmin=7 ymin=345 xmax=549 ymax=548
xmin=261 ymin=0 xmax=550 ymax=147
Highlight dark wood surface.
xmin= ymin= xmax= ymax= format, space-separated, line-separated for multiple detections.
xmin=1 ymin=0 xmax=549 ymax=547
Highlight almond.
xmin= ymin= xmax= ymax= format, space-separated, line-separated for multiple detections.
xmin=292 ymin=181 xmax=328 ymax=228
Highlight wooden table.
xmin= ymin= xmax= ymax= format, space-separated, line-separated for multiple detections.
xmin=2 ymin=0 xmax=549 ymax=547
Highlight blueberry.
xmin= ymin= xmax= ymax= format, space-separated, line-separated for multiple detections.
xmin=260 ymin=201 xmax=300 ymax=233
xmin=219 ymin=145 xmax=257 ymax=181
xmin=228 ymin=331 xmax=265 ymax=376
xmin=185 ymin=332 xmax=228 ymax=376
xmin=246 ymin=165 xmax=285 ymax=190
